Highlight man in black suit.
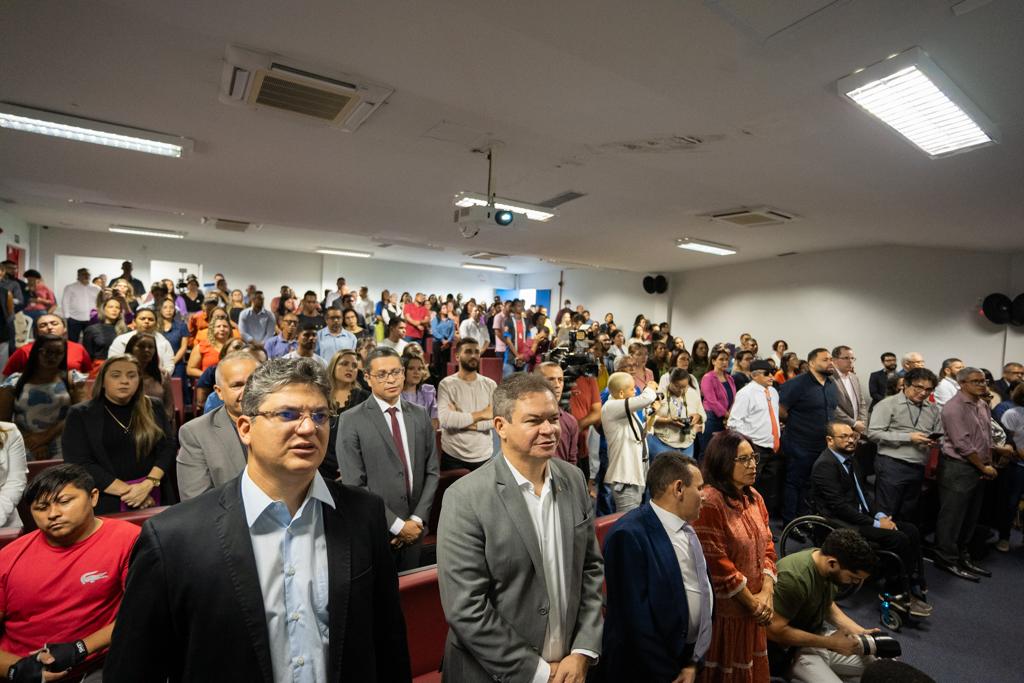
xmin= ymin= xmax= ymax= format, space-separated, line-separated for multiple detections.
xmin=105 ymin=357 xmax=410 ymax=683
xmin=810 ymin=421 xmax=931 ymax=618
xmin=992 ymin=362 xmax=1023 ymax=403
xmin=337 ymin=347 xmax=439 ymax=571
xmin=868 ymin=352 xmax=898 ymax=408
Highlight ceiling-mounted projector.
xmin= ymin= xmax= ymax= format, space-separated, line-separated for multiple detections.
xmin=454 ymin=205 xmax=514 ymax=238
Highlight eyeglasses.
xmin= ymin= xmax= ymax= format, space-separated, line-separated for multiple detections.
xmin=282 ymin=320 xmax=298 ymax=325
xmin=838 ymin=356 xmax=856 ymax=361
xmin=253 ymin=409 xmax=330 ymax=428
xmin=369 ymin=369 xmax=404 ymax=382
xmin=908 ymin=384 xmax=933 ymax=392
xmin=962 ymin=379 xmax=987 ymax=386
xmin=735 ymin=454 xmax=760 ymax=466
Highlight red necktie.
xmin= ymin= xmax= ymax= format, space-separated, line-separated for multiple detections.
xmin=765 ymin=388 xmax=780 ymax=452
xmin=386 ymin=407 xmax=411 ymax=494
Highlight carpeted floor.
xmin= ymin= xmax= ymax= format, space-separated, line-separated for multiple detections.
xmin=818 ymin=528 xmax=1024 ymax=682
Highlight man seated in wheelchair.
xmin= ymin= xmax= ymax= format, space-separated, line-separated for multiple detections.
xmin=809 ymin=421 xmax=931 ymax=618
xmin=767 ymin=529 xmax=884 ymax=683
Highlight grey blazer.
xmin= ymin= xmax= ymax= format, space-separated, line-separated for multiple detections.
xmin=336 ymin=397 xmax=439 ymax=528
xmin=834 ymin=371 xmax=869 ymax=428
xmin=437 ymin=456 xmax=603 ymax=683
xmin=176 ymin=406 xmax=246 ymax=500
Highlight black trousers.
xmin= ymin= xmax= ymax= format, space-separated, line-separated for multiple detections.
xmin=392 ymin=537 xmax=423 ymax=572
xmin=858 ymin=520 xmax=925 ymax=592
xmin=753 ymin=444 xmax=784 ymax=518
xmin=873 ymin=454 xmax=926 ymax=524
xmin=935 ymin=456 xmax=986 ymax=566
xmin=67 ymin=317 xmax=90 ymax=344
xmin=441 ymin=452 xmax=487 ymax=472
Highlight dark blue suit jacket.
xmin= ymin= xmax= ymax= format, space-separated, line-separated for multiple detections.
xmin=601 ymin=503 xmax=697 ymax=683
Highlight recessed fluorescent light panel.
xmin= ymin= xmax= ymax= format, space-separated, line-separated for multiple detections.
xmin=454 ymin=192 xmax=556 ymax=222
xmin=316 ymin=248 xmax=373 ymax=258
xmin=109 ymin=225 xmax=186 ymax=239
xmin=675 ymin=237 xmax=736 ymax=256
xmin=0 ymin=103 xmax=193 ymax=158
xmin=461 ymin=262 xmax=507 ymax=272
xmin=837 ymin=47 xmax=997 ymax=158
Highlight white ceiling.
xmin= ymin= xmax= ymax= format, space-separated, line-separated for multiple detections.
xmin=1 ymin=0 xmax=1022 ymax=273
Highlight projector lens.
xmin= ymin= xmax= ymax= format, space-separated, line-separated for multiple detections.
xmin=494 ymin=210 xmax=514 ymax=226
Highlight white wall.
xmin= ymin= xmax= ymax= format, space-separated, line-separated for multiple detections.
xmin=319 ymin=255 xmax=514 ymax=302
xmin=670 ymin=246 xmax=1024 ymax=375
xmin=518 ymin=268 xmax=671 ymax=329
xmin=0 ymin=207 xmax=33 ymax=271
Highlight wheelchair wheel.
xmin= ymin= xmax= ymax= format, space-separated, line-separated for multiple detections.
xmin=779 ymin=515 xmax=835 ymax=558
xmin=881 ymin=608 xmax=903 ymax=632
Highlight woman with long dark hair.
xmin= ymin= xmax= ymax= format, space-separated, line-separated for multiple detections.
xmin=700 ymin=349 xmax=737 ymax=451
xmin=690 ymin=338 xmax=711 ymax=381
xmin=693 ymin=430 xmax=777 ymax=683
xmin=62 ymin=354 xmax=175 ymax=513
xmin=322 ymin=349 xmax=371 ymax=480
xmin=0 ymin=334 xmax=85 ymax=459
xmin=126 ymin=332 xmax=174 ymax=423
xmin=773 ymin=352 xmax=800 ymax=385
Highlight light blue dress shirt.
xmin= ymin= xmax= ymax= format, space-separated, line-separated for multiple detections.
xmin=316 ymin=327 xmax=357 ymax=363
xmin=238 ymin=307 xmax=277 ymax=343
xmin=240 ymin=467 xmax=335 ymax=683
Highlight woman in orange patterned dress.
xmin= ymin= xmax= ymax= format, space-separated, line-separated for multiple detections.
xmin=694 ymin=430 xmax=777 ymax=682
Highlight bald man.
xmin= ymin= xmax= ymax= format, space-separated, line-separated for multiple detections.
xmin=602 ymin=372 xmax=659 ymax=512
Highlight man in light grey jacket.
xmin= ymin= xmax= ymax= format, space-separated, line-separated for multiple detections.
xmin=437 ymin=373 xmax=603 ymax=683
xmin=176 ymin=351 xmax=258 ymax=499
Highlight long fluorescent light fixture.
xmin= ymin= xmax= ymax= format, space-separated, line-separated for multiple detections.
xmin=837 ymin=47 xmax=997 ymax=158
xmin=454 ymin=192 xmax=556 ymax=222
xmin=675 ymin=237 xmax=736 ymax=256
xmin=109 ymin=225 xmax=186 ymax=239
xmin=461 ymin=262 xmax=507 ymax=272
xmin=316 ymin=248 xmax=373 ymax=258
xmin=0 ymin=103 xmax=193 ymax=158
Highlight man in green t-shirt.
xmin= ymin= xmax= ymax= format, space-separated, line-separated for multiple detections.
xmin=767 ymin=529 xmax=880 ymax=682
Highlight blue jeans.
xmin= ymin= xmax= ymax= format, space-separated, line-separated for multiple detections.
xmin=647 ymin=435 xmax=693 ymax=459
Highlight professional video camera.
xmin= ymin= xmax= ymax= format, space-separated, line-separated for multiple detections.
xmin=545 ymin=341 xmax=598 ymax=409
xmin=855 ymin=633 xmax=901 ymax=658
xmin=175 ymin=268 xmax=198 ymax=293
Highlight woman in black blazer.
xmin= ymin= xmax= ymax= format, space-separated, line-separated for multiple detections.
xmin=63 ymin=354 xmax=176 ymax=514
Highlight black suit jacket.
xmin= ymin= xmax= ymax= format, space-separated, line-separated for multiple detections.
xmin=868 ymin=370 xmax=889 ymax=408
xmin=809 ymin=449 xmax=876 ymax=528
xmin=992 ymin=379 xmax=1014 ymax=403
xmin=104 ymin=476 xmax=411 ymax=682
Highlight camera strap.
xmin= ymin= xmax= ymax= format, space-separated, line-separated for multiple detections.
xmin=625 ymin=397 xmax=650 ymax=463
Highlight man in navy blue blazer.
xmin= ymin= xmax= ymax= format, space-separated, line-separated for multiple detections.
xmin=601 ymin=452 xmax=713 ymax=683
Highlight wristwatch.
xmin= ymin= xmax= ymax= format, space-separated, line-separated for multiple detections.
xmin=146 ymin=476 xmax=162 ymax=486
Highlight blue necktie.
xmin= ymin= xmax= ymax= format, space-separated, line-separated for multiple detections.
xmin=843 ymin=459 xmax=869 ymax=514
xmin=683 ymin=524 xmax=713 ymax=660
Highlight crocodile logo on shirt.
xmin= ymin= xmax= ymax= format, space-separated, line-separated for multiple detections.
xmin=80 ymin=571 xmax=109 ymax=585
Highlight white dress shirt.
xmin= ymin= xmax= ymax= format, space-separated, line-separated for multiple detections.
xmin=458 ymin=317 xmax=490 ymax=349
xmin=240 ymin=467 xmax=334 ymax=683
xmin=650 ymin=501 xmax=714 ymax=660
xmin=504 ymin=458 xmax=597 ymax=682
xmin=283 ymin=351 xmax=328 ymax=367
xmin=107 ymin=330 xmax=176 ymax=375
xmin=371 ymin=394 xmax=422 ymax=534
xmin=727 ymin=381 xmax=780 ymax=449
xmin=934 ymin=377 xmax=960 ymax=406
xmin=60 ymin=282 xmax=100 ymax=321
xmin=837 ymin=371 xmax=860 ymax=422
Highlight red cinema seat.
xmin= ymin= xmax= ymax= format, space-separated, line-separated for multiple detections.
xmin=102 ymin=505 xmax=169 ymax=526
xmin=479 ymin=357 xmax=502 ymax=384
xmin=0 ymin=527 xmax=22 ymax=550
xmin=27 ymin=458 xmax=62 ymax=482
xmin=446 ymin=362 xmax=456 ymax=376
xmin=595 ymin=512 xmax=625 ymax=551
xmin=423 ymin=469 xmax=470 ymax=547
xmin=170 ymin=377 xmax=186 ymax=427
xmin=425 ymin=337 xmax=434 ymax=363
xmin=399 ymin=565 xmax=446 ymax=682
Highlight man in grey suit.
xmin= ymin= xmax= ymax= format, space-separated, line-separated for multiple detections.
xmin=437 ymin=373 xmax=603 ymax=683
xmin=337 ymin=347 xmax=439 ymax=570
xmin=176 ymin=350 xmax=259 ymax=500
xmin=832 ymin=345 xmax=869 ymax=434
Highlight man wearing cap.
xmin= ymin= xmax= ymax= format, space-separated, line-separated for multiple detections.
xmin=727 ymin=359 xmax=784 ymax=516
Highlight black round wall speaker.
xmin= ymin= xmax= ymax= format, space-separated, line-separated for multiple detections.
xmin=642 ymin=276 xmax=656 ymax=294
xmin=1010 ymin=293 xmax=1024 ymax=326
xmin=982 ymin=293 xmax=1012 ymax=325
xmin=654 ymin=275 xmax=668 ymax=294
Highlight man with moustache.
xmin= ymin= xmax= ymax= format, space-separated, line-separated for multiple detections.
xmin=868 ymin=353 xmax=898 ymax=409
xmin=437 ymin=338 xmax=497 ymax=471
xmin=779 ymin=348 xmax=839 ymax=524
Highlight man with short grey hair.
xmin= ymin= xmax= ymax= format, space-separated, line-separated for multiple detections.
xmin=899 ymin=352 xmax=925 ymax=376
xmin=107 ymin=357 xmax=410 ymax=681
xmin=438 ymin=373 xmax=603 ymax=683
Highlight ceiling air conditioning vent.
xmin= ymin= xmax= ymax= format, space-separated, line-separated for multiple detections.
xmin=707 ymin=207 xmax=798 ymax=227
xmin=220 ymin=46 xmax=394 ymax=132
xmin=201 ymin=217 xmax=252 ymax=232
xmin=463 ymin=250 xmax=508 ymax=260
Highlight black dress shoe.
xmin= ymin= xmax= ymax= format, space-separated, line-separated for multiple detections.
xmin=935 ymin=561 xmax=980 ymax=582
xmin=959 ymin=559 xmax=991 ymax=577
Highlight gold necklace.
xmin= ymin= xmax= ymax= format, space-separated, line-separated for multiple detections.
xmin=105 ymin=406 xmax=133 ymax=434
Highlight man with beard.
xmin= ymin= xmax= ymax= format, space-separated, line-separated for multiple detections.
xmin=437 ymin=338 xmax=497 ymax=471
xmin=779 ymin=348 xmax=839 ymax=524
xmin=767 ymin=529 xmax=879 ymax=682
xmin=868 ymin=353 xmax=898 ymax=409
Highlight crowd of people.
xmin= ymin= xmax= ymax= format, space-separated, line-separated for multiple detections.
xmin=0 ymin=261 xmax=1018 ymax=682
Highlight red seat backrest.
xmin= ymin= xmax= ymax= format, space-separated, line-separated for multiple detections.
xmin=595 ymin=512 xmax=625 ymax=551
xmin=479 ymin=357 xmax=502 ymax=384
xmin=101 ymin=506 xmax=169 ymax=526
xmin=170 ymin=377 xmax=186 ymax=426
xmin=27 ymin=459 xmax=62 ymax=482
xmin=399 ymin=565 xmax=446 ymax=678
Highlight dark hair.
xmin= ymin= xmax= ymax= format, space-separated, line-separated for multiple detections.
xmin=772 ymin=339 xmax=788 ymax=353
xmin=735 ymin=350 xmax=753 ymax=363
xmin=939 ymin=358 xmax=962 ymax=379
xmin=820 ymin=528 xmax=877 ymax=573
xmin=386 ymin=317 xmax=403 ymax=332
xmin=125 ymin=332 xmax=162 ymax=383
xmin=25 ymin=463 xmax=96 ymax=505
xmin=493 ymin=373 xmax=555 ymax=421
xmin=24 ymin=269 xmax=41 ymax=279
xmin=807 ymin=347 xmax=829 ymax=362
xmin=701 ymin=430 xmax=755 ymax=506
xmin=303 ymin=290 xmax=317 ymax=299
xmin=298 ymin=321 xmax=320 ymax=334
xmin=880 ymin=352 xmax=896 ymax=362
xmin=710 ymin=348 xmax=731 ymax=362
xmin=690 ymin=338 xmax=709 ymax=361
xmin=885 ymin=374 xmax=903 ymax=396
xmin=15 ymin=334 xmax=68 ymax=399
xmin=455 ymin=336 xmax=479 ymax=352
xmin=861 ymin=659 xmax=936 ymax=683
xmin=831 ymin=345 xmax=851 ymax=360
xmin=364 ymin=346 xmax=401 ymax=373
xmin=903 ymin=367 xmax=938 ymax=389
xmin=647 ymin=452 xmax=698 ymax=497
xmin=668 ymin=367 xmax=691 ymax=386
xmin=1011 ymin=382 xmax=1024 ymax=406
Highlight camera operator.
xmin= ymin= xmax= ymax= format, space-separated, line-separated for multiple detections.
xmin=767 ymin=529 xmax=882 ymax=682
xmin=649 ymin=368 xmax=705 ymax=457
xmin=602 ymin=372 xmax=659 ymax=512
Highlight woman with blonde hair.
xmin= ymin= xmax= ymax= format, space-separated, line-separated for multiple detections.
xmin=62 ymin=354 xmax=175 ymax=513
xmin=186 ymin=314 xmax=234 ymax=378
xmin=323 ymin=349 xmax=370 ymax=479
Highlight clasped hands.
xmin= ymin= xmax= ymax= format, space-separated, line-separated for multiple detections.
xmin=747 ymin=588 xmax=774 ymax=626
xmin=8 ymin=640 xmax=87 ymax=682
xmin=390 ymin=519 xmax=424 ymax=548
xmin=120 ymin=479 xmax=157 ymax=509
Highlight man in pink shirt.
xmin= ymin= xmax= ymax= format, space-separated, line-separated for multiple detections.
xmin=492 ymin=300 xmax=510 ymax=356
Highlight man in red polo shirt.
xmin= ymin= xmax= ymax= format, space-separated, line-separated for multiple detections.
xmin=3 ymin=314 xmax=93 ymax=377
xmin=0 ymin=464 xmax=139 ymax=682
xmin=403 ymin=292 xmax=430 ymax=347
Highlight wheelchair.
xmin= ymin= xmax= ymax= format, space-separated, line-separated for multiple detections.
xmin=778 ymin=515 xmax=921 ymax=631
